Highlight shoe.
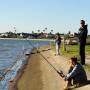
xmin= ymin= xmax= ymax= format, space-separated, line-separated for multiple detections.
xmin=63 ymin=86 xmax=69 ymax=90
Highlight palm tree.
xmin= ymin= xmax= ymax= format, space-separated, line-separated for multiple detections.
xmin=32 ymin=31 xmax=34 ymax=34
xmin=14 ymin=27 xmax=16 ymax=33
xmin=13 ymin=27 xmax=17 ymax=38
xmin=43 ymin=29 xmax=45 ymax=33
xmin=51 ymin=29 xmax=53 ymax=34
xmin=38 ymin=30 xmax=40 ymax=33
xmin=68 ymin=31 xmax=71 ymax=34
xmin=45 ymin=27 xmax=47 ymax=30
xmin=43 ymin=27 xmax=47 ymax=33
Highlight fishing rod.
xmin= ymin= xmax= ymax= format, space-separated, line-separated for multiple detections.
xmin=39 ymin=52 xmax=65 ymax=78
xmin=28 ymin=40 xmax=65 ymax=78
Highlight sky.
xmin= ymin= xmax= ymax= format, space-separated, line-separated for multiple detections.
xmin=0 ymin=0 xmax=90 ymax=34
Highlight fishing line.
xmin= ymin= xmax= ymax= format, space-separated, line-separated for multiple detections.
xmin=28 ymin=40 xmax=65 ymax=78
xmin=39 ymin=52 xmax=65 ymax=78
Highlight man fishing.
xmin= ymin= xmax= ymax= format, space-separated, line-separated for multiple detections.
xmin=59 ymin=57 xmax=87 ymax=90
xmin=78 ymin=20 xmax=88 ymax=65
xmin=55 ymin=33 xmax=61 ymax=55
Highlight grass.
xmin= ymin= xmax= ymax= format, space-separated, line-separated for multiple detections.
xmin=84 ymin=64 xmax=90 ymax=72
xmin=51 ymin=43 xmax=90 ymax=58
xmin=51 ymin=43 xmax=90 ymax=72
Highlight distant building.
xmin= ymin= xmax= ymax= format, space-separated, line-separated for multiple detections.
xmin=20 ymin=33 xmax=23 ymax=38
xmin=32 ymin=33 xmax=48 ymax=39
xmin=0 ymin=33 xmax=8 ymax=37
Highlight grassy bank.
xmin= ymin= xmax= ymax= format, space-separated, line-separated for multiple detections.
xmin=51 ymin=43 xmax=90 ymax=72
xmin=51 ymin=43 xmax=90 ymax=58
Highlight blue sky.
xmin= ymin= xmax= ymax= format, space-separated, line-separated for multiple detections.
xmin=0 ymin=0 xmax=90 ymax=34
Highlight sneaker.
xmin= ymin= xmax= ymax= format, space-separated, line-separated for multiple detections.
xmin=63 ymin=86 xmax=69 ymax=90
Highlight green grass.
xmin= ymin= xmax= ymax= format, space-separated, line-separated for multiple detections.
xmin=51 ymin=43 xmax=90 ymax=58
xmin=86 ymin=45 xmax=90 ymax=55
xmin=83 ymin=64 xmax=90 ymax=72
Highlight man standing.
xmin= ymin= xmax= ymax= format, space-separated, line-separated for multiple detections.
xmin=78 ymin=20 xmax=88 ymax=65
xmin=55 ymin=33 xmax=61 ymax=55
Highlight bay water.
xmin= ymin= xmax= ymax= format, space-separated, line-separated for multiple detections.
xmin=0 ymin=39 xmax=50 ymax=90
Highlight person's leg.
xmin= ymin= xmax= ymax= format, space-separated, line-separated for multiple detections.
xmin=58 ymin=45 xmax=60 ymax=55
xmin=64 ymin=66 xmax=73 ymax=90
xmin=82 ymin=45 xmax=85 ymax=65
xmin=64 ymin=80 xmax=72 ymax=90
xmin=80 ymin=44 xmax=85 ymax=65
xmin=67 ymin=79 xmax=72 ymax=86
xmin=56 ymin=43 xmax=58 ymax=55
xmin=56 ymin=43 xmax=60 ymax=55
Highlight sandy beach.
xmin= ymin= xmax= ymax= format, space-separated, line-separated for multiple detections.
xmin=8 ymin=45 xmax=90 ymax=90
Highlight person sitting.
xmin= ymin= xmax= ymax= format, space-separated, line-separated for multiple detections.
xmin=64 ymin=57 xmax=87 ymax=90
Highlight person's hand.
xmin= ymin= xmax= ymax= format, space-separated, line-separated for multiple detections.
xmin=57 ymin=71 xmax=65 ymax=78
xmin=64 ymin=76 xmax=67 ymax=81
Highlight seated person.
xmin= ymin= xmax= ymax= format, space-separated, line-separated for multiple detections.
xmin=64 ymin=57 xmax=87 ymax=90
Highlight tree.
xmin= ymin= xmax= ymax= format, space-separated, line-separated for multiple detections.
xmin=38 ymin=30 xmax=40 ymax=33
xmin=13 ymin=27 xmax=17 ymax=38
xmin=68 ymin=31 xmax=71 ymax=34
xmin=6 ymin=31 xmax=16 ymax=38
xmin=43 ymin=29 xmax=45 ymax=33
xmin=63 ymin=34 xmax=66 ymax=51
xmin=51 ymin=29 xmax=53 ymax=34
xmin=45 ymin=27 xmax=47 ymax=30
xmin=63 ymin=32 xmax=71 ymax=52
xmin=14 ymin=27 xmax=16 ymax=33
xmin=43 ymin=27 xmax=47 ymax=33
xmin=32 ymin=31 xmax=34 ymax=34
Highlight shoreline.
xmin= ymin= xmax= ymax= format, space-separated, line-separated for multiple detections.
xmin=8 ymin=50 xmax=32 ymax=90
xmin=7 ymin=45 xmax=50 ymax=90
xmin=0 ymin=38 xmax=55 ymax=41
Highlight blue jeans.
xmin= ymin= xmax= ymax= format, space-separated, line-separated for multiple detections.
xmin=79 ymin=43 xmax=85 ymax=65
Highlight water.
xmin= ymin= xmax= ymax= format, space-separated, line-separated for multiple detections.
xmin=0 ymin=39 xmax=50 ymax=90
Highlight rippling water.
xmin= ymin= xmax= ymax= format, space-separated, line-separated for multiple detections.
xmin=0 ymin=39 xmax=50 ymax=90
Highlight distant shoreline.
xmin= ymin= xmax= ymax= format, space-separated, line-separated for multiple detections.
xmin=0 ymin=38 xmax=55 ymax=41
